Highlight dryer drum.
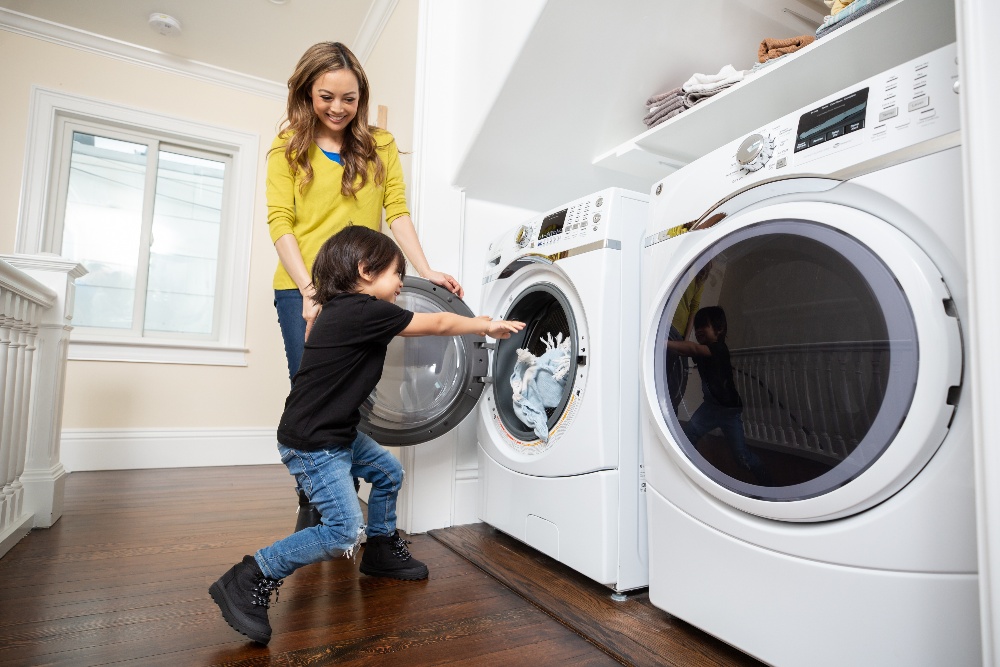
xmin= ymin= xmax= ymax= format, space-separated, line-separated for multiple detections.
xmin=656 ymin=220 xmax=919 ymax=501
xmin=493 ymin=284 xmax=579 ymax=442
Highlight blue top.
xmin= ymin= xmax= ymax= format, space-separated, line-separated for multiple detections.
xmin=321 ymin=148 xmax=342 ymax=164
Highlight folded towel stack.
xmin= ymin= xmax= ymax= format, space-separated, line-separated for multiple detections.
xmin=643 ymin=64 xmax=746 ymax=129
xmin=681 ymin=64 xmax=744 ymax=107
xmin=824 ymin=0 xmax=857 ymax=16
xmin=644 ymin=86 xmax=686 ymax=128
xmin=757 ymin=35 xmax=815 ymax=63
xmin=817 ymin=0 xmax=892 ymax=38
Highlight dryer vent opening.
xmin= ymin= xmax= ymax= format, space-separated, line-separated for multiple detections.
xmin=493 ymin=285 xmax=579 ymax=442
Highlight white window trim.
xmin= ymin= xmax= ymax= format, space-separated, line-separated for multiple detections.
xmin=17 ymin=86 xmax=257 ymax=366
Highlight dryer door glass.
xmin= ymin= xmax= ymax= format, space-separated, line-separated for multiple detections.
xmin=654 ymin=220 xmax=918 ymax=501
xmin=491 ymin=283 xmax=579 ymax=444
xmin=358 ymin=277 xmax=487 ymax=446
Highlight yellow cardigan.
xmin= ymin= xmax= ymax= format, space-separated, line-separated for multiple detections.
xmin=266 ymin=129 xmax=410 ymax=290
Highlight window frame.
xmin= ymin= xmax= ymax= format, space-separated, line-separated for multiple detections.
xmin=17 ymin=87 xmax=258 ymax=366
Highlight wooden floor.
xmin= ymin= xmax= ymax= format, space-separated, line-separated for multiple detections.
xmin=0 ymin=466 xmax=762 ymax=666
xmin=431 ymin=524 xmax=762 ymax=667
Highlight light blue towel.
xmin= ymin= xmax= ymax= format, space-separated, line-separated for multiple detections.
xmin=816 ymin=0 xmax=892 ymax=39
xmin=510 ymin=333 xmax=572 ymax=441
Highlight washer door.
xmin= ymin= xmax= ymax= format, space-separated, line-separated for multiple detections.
xmin=643 ymin=201 xmax=962 ymax=521
xmin=358 ymin=276 xmax=487 ymax=445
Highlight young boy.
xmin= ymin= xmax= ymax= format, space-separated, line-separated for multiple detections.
xmin=210 ymin=226 xmax=523 ymax=645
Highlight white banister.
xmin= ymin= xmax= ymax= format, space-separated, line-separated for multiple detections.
xmin=0 ymin=254 xmax=85 ymax=559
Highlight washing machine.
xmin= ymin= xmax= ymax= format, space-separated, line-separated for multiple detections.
xmin=356 ymin=187 xmax=649 ymax=593
xmin=476 ymin=187 xmax=649 ymax=593
xmin=640 ymin=43 xmax=980 ymax=665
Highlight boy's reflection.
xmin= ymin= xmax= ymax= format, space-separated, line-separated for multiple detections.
xmin=666 ymin=262 xmax=712 ymax=410
xmin=667 ymin=306 xmax=768 ymax=485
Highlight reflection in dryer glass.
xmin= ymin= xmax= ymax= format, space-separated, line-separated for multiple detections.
xmin=363 ymin=293 xmax=466 ymax=430
xmin=660 ymin=227 xmax=917 ymax=497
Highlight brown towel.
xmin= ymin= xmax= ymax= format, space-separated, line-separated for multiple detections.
xmin=758 ymin=35 xmax=815 ymax=63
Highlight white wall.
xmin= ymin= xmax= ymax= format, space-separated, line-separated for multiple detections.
xmin=956 ymin=0 xmax=1000 ymax=663
xmin=397 ymin=0 xmax=545 ymax=530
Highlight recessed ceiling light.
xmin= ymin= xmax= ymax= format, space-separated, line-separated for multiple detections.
xmin=269 ymin=0 xmax=288 ymax=5
xmin=148 ymin=13 xmax=182 ymax=36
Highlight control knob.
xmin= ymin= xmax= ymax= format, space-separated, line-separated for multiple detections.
xmin=736 ymin=133 xmax=774 ymax=173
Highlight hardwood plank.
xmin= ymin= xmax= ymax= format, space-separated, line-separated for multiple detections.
xmin=429 ymin=523 xmax=764 ymax=667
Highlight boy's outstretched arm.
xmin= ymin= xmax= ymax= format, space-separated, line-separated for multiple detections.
xmin=401 ymin=313 xmax=525 ymax=339
xmin=667 ymin=340 xmax=711 ymax=357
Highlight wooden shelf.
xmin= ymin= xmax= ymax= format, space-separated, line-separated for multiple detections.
xmin=593 ymin=0 xmax=956 ymax=184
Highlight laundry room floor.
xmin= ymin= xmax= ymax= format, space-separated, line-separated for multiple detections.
xmin=0 ymin=466 xmax=764 ymax=666
xmin=429 ymin=523 xmax=764 ymax=666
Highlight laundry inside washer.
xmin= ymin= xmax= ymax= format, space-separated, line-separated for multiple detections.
xmin=509 ymin=332 xmax=572 ymax=441
xmin=491 ymin=284 xmax=578 ymax=445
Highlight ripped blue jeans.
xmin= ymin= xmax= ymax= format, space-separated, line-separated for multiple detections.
xmin=255 ymin=432 xmax=404 ymax=580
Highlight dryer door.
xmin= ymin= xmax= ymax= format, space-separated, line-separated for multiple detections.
xmin=358 ymin=276 xmax=487 ymax=446
xmin=643 ymin=201 xmax=962 ymax=521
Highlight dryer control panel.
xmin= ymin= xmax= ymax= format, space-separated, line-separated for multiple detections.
xmin=648 ymin=42 xmax=961 ymax=235
xmin=482 ymin=187 xmax=649 ymax=283
xmin=729 ymin=42 xmax=959 ymax=185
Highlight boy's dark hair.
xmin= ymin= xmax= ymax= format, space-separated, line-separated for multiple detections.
xmin=311 ymin=226 xmax=405 ymax=303
xmin=694 ymin=306 xmax=728 ymax=342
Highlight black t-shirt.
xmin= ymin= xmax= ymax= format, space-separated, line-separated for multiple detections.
xmin=277 ymin=292 xmax=414 ymax=450
xmin=693 ymin=341 xmax=743 ymax=409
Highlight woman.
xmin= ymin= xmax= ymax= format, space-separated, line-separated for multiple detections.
xmin=268 ymin=42 xmax=463 ymax=527
xmin=268 ymin=41 xmax=463 ymax=380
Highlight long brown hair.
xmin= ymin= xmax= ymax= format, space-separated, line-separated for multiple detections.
xmin=278 ymin=42 xmax=385 ymax=197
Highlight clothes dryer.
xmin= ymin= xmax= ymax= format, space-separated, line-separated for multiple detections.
xmin=640 ymin=43 xmax=979 ymax=665
xmin=357 ymin=187 xmax=650 ymax=593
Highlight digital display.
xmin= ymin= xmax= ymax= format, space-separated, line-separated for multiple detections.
xmin=794 ymin=87 xmax=869 ymax=153
xmin=538 ymin=209 xmax=568 ymax=240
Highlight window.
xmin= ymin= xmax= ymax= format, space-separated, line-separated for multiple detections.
xmin=18 ymin=88 xmax=258 ymax=365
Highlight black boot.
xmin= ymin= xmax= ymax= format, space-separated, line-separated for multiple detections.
xmin=359 ymin=530 xmax=429 ymax=580
xmin=294 ymin=488 xmax=322 ymax=533
xmin=209 ymin=555 xmax=283 ymax=645
xmin=293 ymin=482 xmax=359 ymax=532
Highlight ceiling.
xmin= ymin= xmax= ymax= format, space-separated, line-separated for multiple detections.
xmin=0 ymin=0 xmax=393 ymax=83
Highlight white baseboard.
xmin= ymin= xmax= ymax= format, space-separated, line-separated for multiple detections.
xmin=453 ymin=465 xmax=481 ymax=526
xmin=0 ymin=511 xmax=33 ymax=560
xmin=61 ymin=427 xmax=281 ymax=471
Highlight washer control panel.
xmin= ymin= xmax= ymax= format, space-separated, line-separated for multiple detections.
xmin=483 ymin=188 xmax=649 ymax=282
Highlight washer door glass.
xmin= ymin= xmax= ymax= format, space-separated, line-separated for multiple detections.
xmin=653 ymin=220 xmax=918 ymax=501
xmin=492 ymin=283 xmax=579 ymax=444
xmin=359 ymin=277 xmax=486 ymax=445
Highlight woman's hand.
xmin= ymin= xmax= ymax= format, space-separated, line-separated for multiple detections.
xmin=301 ymin=285 xmax=321 ymax=341
xmin=423 ymin=270 xmax=464 ymax=298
